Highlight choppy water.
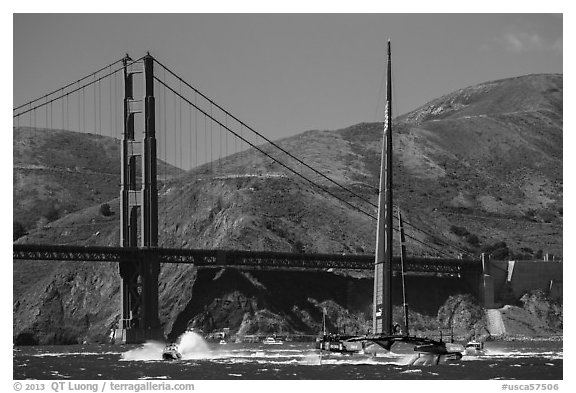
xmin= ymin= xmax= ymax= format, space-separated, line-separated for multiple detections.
xmin=13 ymin=332 xmax=562 ymax=380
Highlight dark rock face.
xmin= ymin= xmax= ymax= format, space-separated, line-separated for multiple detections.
xmin=437 ymin=294 xmax=486 ymax=336
xmin=13 ymin=74 xmax=563 ymax=344
xmin=520 ymin=290 xmax=563 ymax=331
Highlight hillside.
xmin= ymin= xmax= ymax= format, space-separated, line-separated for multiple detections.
xmin=13 ymin=74 xmax=562 ymax=344
xmin=13 ymin=127 xmax=183 ymax=235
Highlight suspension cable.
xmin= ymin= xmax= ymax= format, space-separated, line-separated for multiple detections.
xmin=14 ymin=58 xmax=124 ymax=111
xmin=153 ymin=62 xmax=463 ymax=258
xmin=154 ymin=76 xmax=377 ymax=221
xmin=152 ymin=57 xmax=377 ymax=209
xmin=14 ymin=57 xmax=144 ymax=118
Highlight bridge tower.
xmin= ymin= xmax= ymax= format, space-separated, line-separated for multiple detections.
xmin=116 ymin=54 xmax=163 ymax=344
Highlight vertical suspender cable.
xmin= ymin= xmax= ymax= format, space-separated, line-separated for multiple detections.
xmin=82 ymin=85 xmax=85 ymax=132
xmin=173 ymin=81 xmax=177 ymax=169
xmin=97 ymin=78 xmax=101 ymax=134
xmin=109 ymin=66 xmax=113 ymax=136
xmin=240 ymin=123 xmax=243 ymax=169
xmin=78 ymin=82 xmax=81 ymax=133
xmin=163 ymin=69 xmax=167 ymax=178
xmin=116 ymin=68 xmax=119 ymax=137
xmin=164 ymin=73 xmax=169 ymax=195
xmin=194 ymin=92 xmax=198 ymax=168
xmin=219 ymin=116 xmax=222 ymax=164
xmin=219 ymin=123 xmax=222 ymax=170
xmin=210 ymin=105 xmax=213 ymax=172
xmin=189 ymin=102 xmax=192 ymax=170
xmin=94 ymin=75 xmax=97 ymax=133
xmin=179 ymin=80 xmax=182 ymax=169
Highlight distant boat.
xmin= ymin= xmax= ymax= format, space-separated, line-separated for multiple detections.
xmin=263 ymin=337 xmax=283 ymax=345
xmin=219 ymin=339 xmax=227 ymax=345
xmin=463 ymin=339 xmax=486 ymax=356
xmin=162 ymin=343 xmax=182 ymax=361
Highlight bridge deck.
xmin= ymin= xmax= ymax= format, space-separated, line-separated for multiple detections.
xmin=13 ymin=244 xmax=481 ymax=273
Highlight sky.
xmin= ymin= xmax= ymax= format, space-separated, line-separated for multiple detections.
xmin=12 ymin=13 xmax=563 ymax=145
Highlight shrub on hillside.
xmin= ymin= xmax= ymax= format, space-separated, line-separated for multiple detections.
xmin=481 ymin=241 xmax=511 ymax=260
xmin=13 ymin=221 xmax=26 ymax=241
xmin=491 ymin=247 xmax=510 ymax=260
xmin=450 ymin=225 xmax=469 ymax=237
xmin=99 ymin=203 xmax=114 ymax=217
xmin=465 ymin=233 xmax=480 ymax=247
xmin=43 ymin=206 xmax=60 ymax=222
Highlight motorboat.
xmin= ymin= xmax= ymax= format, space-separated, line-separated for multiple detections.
xmin=219 ymin=339 xmax=227 ymax=345
xmin=463 ymin=339 xmax=485 ymax=356
xmin=263 ymin=336 xmax=283 ymax=345
xmin=162 ymin=343 xmax=182 ymax=361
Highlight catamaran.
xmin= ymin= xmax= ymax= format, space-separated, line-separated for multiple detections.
xmin=315 ymin=40 xmax=462 ymax=365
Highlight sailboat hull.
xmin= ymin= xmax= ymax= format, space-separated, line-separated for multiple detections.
xmin=315 ymin=334 xmax=364 ymax=354
xmin=409 ymin=352 xmax=462 ymax=366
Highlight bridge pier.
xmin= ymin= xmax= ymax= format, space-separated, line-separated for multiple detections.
xmin=115 ymin=252 xmax=162 ymax=344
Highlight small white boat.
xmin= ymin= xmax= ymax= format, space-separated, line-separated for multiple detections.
xmin=463 ymin=340 xmax=485 ymax=356
xmin=263 ymin=336 xmax=283 ymax=345
xmin=219 ymin=339 xmax=227 ymax=345
xmin=162 ymin=343 xmax=182 ymax=361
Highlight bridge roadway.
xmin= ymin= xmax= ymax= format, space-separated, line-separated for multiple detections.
xmin=13 ymin=244 xmax=480 ymax=274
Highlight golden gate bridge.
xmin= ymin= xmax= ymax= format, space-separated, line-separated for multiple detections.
xmin=13 ymin=52 xmax=482 ymax=343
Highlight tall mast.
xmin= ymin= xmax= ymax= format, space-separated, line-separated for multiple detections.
xmin=373 ymin=39 xmax=393 ymax=335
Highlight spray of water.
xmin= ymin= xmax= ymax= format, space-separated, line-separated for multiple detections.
xmin=120 ymin=331 xmax=213 ymax=361
xmin=121 ymin=341 xmax=165 ymax=361
xmin=179 ymin=331 xmax=212 ymax=359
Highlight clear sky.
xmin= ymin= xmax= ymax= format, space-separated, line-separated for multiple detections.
xmin=13 ymin=13 xmax=562 ymax=144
